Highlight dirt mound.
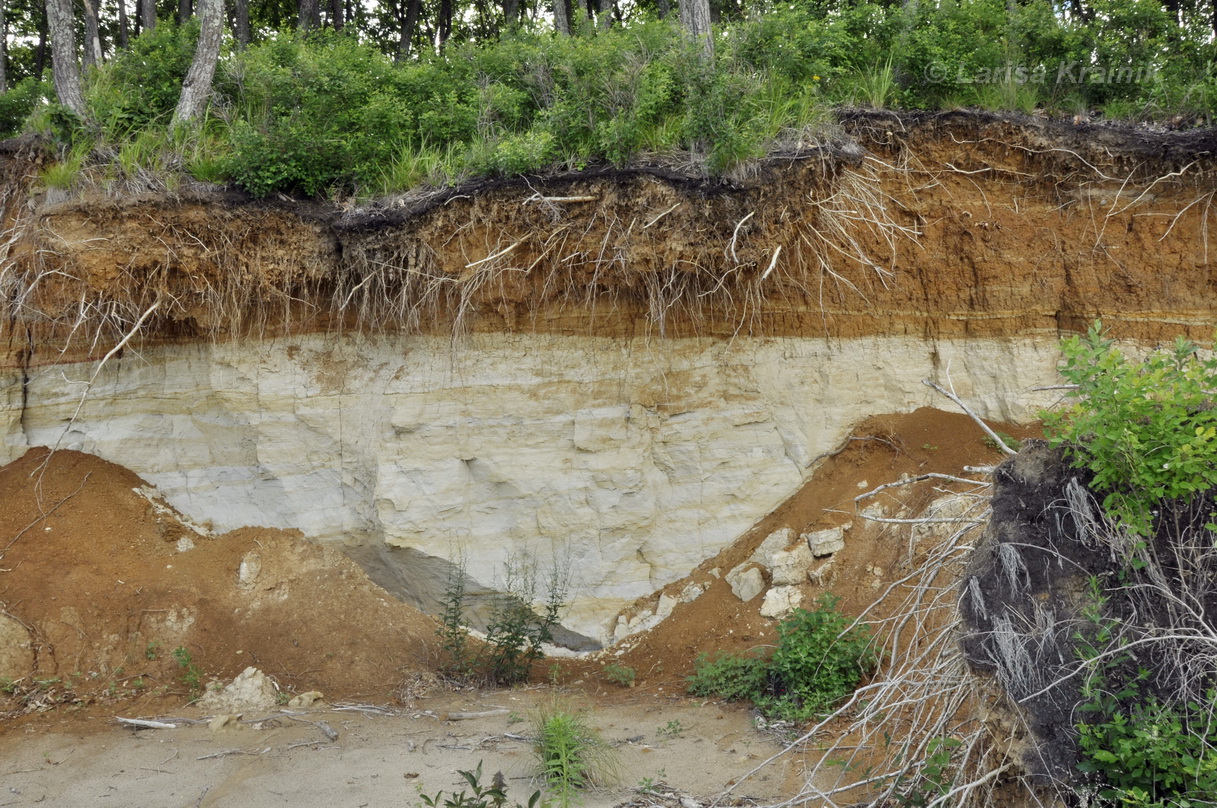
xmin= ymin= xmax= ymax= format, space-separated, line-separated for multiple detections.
xmin=569 ymin=407 xmax=1039 ymax=689
xmin=0 ymin=447 xmax=439 ymax=720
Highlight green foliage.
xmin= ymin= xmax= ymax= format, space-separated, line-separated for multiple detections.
xmin=896 ymin=737 xmax=962 ymax=808
xmin=0 ymin=78 xmax=47 ymax=139
xmin=1042 ymin=320 xmax=1217 ymax=536
xmin=532 ymin=704 xmax=617 ymax=807
xmin=86 ymin=22 xmax=200 ymax=138
xmin=601 ymin=663 xmax=636 ymax=688
xmin=687 ymin=651 xmax=769 ymax=701
xmin=437 ymin=555 xmax=474 ymax=681
xmin=687 ymin=596 xmax=877 ymax=722
xmin=420 ymin=761 xmax=543 ymax=808
xmin=172 ymin=646 xmax=204 ymax=698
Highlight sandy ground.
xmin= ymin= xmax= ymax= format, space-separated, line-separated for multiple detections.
xmin=0 ymin=685 xmax=794 ymax=808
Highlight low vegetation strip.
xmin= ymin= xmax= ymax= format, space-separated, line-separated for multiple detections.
xmin=2 ymin=0 xmax=1215 ymax=200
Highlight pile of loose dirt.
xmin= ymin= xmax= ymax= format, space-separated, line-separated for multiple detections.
xmin=0 ymin=447 xmax=439 ymax=719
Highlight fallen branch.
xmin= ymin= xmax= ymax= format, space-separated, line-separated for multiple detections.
xmin=447 ymin=708 xmax=509 ymax=721
xmin=116 ymin=717 xmax=176 ymax=730
xmin=922 ymin=379 xmax=1017 ymax=456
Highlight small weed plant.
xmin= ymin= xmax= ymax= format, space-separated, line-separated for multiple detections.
xmin=601 ymin=663 xmax=635 ymax=688
xmin=436 ymin=550 xmax=571 ymax=686
xmin=532 ymin=703 xmax=617 ymax=808
xmin=171 ymin=646 xmax=204 ymax=698
xmin=420 ymin=761 xmax=543 ymax=808
xmin=687 ymin=595 xmax=876 ymax=722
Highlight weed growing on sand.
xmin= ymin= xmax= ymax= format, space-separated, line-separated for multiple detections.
xmin=656 ymin=719 xmax=685 ymax=738
xmin=420 ymin=761 xmax=543 ymax=808
xmin=687 ymin=595 xmax=876 ymax=722
xmin=532 ymin=703 xmax=618 ymax=808
xmin=171 ymin=646 xmax=203 ymax=698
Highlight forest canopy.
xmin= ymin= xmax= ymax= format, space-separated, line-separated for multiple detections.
xmin=0 ymin=0 xmax=1214 ymax=198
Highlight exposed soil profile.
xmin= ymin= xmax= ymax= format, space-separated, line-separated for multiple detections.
xmin=0 ymin=407 xmax=1034 ymax=807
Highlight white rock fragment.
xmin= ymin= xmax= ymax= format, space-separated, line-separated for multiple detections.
xmin=176 ymin=536 xmax=195 ymax=553
xmin=656 ymin=594 xmax=677 ymax=620
xmin=804 ymin=526 xmax=846 ymax=558
xmin=198 ymin=666 xmax=279 ymax=713
xmin=678 ymin=582 xmax=705 ymax=603
xmin=770 ymin=543 xmax=815 ymax=586
xmin=750 ymin=528 xmax=794 ymax=568
xmin=760 ymin=586 xmax=803 ymax=618
xmin=238 ymin=551 xmax=262 ymax=588
xmin=726 ymin=564 xmax=765 ymax=602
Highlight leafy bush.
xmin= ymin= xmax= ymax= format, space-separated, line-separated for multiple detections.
xmin=0 ymin=78 xmax=46 ymax=139
xmin=687 ymin=595 xmax=876 ymax=722
xmin=1042 ymin=320 xmax=1217 ymax=536
xmin=87 ymin=22 xmax=200 ymax=137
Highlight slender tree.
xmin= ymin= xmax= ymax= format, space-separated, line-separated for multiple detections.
xmin=298 ymin=0 xmax=319 ymax=29
xmin=140 ymin=0 xmax=156 ymax=31
xmin=45 ymin=0 xmax=86 ymax=115
xmin=396 ymin=0 xmax=420 ymax=59
xmin=178 ymin=0 xmax=192 ymax=22
xmin=679 ymin=0 xmax=712 ymax=58
xmin=330 ymin=0 xmax=342 ymax=28
xmin=552 ymin=0 xmax=570 ymax=34
xmin=235 ymin=0 xmax=250 ymax=46
xmin=116 ymin=0 xmax=129 ymax=48
xmin=0 ymin=0 xmax=8 ymax=93
xmin=82 ymin=0 xmax=102 ymax=70
xmin=173 ymin=0 xmax=223 ymax=125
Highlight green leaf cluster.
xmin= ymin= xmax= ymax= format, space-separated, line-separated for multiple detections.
xmin=687 ymin=595 xmax=877 ymax=723
xmin=1042 ymin=321 xmax=1217 ymax=536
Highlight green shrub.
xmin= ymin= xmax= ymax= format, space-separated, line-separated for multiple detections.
xmin=687 ymin=596 xmax=876 ymax=722
xmin=602 ymin=663 xmax=636 ymax=688
xmin=87 ymin=22 xmax=200 ymax=138
xmin=1042 ymin=320 xmax=1217 ymax=536
xmin=421 ymin=761 xmax=543 ymax=808
xmin=0 ymin=78 xmax=47 ymax=139
xmin=687 ymin=651 xmax=768 ymax=701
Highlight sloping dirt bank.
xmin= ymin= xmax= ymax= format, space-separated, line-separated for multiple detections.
xmin=3 ymin=109 xmax=1217 ymax=369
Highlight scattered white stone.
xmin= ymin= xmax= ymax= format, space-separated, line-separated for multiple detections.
xmin=809 ymin=559 xmax=835 ymax=585
xmin=804 ymin=526 xmax=845 ymax=558
xmin=857 ymin=479 xmax=869 ymax=489
xmin=760 ymin=586 xmax=804 ymax=618
xmin=656 ymin=594 xmax=677 ymax=620
xmin=678 ymin=582 xmax=705 ymax=603
xmin=750 ymin=528 xmax=794 ymax=568
xmin=708 ymin=568 xmax=721 ymax=579
xmin=288 ymin=690 xmax=325 ymax=708
xmin=208 ymin=713 xmax=244 ymax=733
xmin=198 ymin=667 xmax=278 ymax=714
xmin=770 ymin=543 xmax=815 ymax=586
xmin=176 ymin=536 xmax=195 ymax=553
xmin=238 ymin=551 xmax=262 ymax=589
xmin=726 ymin=564 xmax=765 ymax=603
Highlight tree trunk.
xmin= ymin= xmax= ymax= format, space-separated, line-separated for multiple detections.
xmin=298 ymin=0 xmax=320 ymax=29
xmin=141 ymin=0 xmax=156 ymax=31
xmin=655 ymin=0 xmax=669 ymax=18
xmin=34 ymin=4 xmax=48 ymax=77
xmin=502 ymin=0 xmax=519 ymax=27
xmin=235 ymin=0 xmax=250 ymax=47
xmin=0 ymin=0 xmax=8 ymax=93
xmin=679 ymin=0 xmax=713 ymax=59
xmin=552 ymin=0 xmax=570 ymax=34
xmin=397 ymin=0 xmax=420 ymax=59
xmin=173 ymin=0 xmax=223 ymax=126
xmin=117 ymin=0 xmax=130 ymax=49
xmin=45 ymin=0 xmax=86 ymax=116
xmin=82 ymin=0 xmax=103 ymax=70
xmin=438 ymin=0 xmax=452 ymax=48
xmin=330 ymin=0 xmax=342 ymax=28
xmin=178 ymin=0 xmax=192 ymax=22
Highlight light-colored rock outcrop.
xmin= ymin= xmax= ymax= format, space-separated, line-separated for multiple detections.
xmin=0 ymin=333 xmax=1058 ymax=643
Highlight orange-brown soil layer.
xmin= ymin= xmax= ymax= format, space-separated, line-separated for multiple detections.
xmin=4 ymin=110 xmax=1217 ymax=370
